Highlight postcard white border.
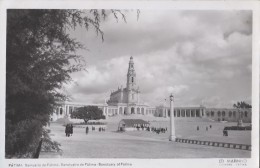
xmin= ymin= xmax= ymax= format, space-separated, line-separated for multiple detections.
xmin=0 ymin=1 xmax=259 ymax=168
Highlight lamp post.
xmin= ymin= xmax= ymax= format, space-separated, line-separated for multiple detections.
xmin=169 ymin=94 xmax=176 ymax=141
xmin=237 ymin=108 xmax=243 ymax=127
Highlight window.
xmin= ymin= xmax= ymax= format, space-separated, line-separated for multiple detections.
xmin=218 ymin=111 xmax=221 ymax=117
xmin=211 ymin=111 xmax=214 ymax=117
xmin=206 ymin=112 xmax=210 ymax=117
xmin=229 ymin=111 xmax=232 ymax=117
xmin=222 ymin=111 xmax=225 ymax=116
xmin=233 ymin=111 xmax=236 ymax=117
xmin=60 ymin=108 xmax=63 ymax=115
xmin=132 ymin=77 xmax=134 ymax=83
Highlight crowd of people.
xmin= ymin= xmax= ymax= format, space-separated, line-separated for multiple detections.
xmin=131 ymin=125 xmax=168 ymax=134
xmin=66 ymin=123 xmax=230 ymax=138
xmin=150 ymin=127 xmax=167 ymax=134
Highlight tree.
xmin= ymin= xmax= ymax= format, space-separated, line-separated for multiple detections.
xmin=71 ymin=106 xmax=105 ymax=123
xmin=6 ymin=9 xmax=134 ymax=158
xmin=233 ymin=101 xmax=252 ymax=109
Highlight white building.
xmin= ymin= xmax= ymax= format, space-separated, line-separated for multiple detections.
xmin=50 ymin=57 xmax=156 ymax=121
xmin=50 ymin=56 xmax=251 ymax=123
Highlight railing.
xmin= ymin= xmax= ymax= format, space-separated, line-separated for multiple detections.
xmin=175 ymin=138 xmax=251 ymax=151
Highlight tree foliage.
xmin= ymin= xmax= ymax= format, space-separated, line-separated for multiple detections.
xmin=233 ymin=101 xmax=252 ymax=109
xmin=71 ymin=106 xmax=105 ymax=123
xmin=6 ymin=9 xmax=132 ymax=158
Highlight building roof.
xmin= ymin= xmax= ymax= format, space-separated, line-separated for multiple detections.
xmin=120 ymin=119 xmax=149 ymax=127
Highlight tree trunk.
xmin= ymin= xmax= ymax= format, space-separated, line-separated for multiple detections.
xmin=84 ymin=119 xmax=89 ymax=124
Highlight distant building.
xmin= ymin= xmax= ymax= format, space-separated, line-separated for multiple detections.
xmin=118 ymin=119 xmax=150 ymax=131
xmin=155 ymin=106 xmax=252 ymax=123
xmin=50 ymin=57 xmax=251 ymax=123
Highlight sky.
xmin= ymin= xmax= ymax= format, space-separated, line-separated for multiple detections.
xmin=65 ymin=10 xmax=252 ymax=108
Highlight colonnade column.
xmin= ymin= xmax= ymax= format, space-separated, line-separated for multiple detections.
xmin=169 ymin=94 xmax=176 ymax=141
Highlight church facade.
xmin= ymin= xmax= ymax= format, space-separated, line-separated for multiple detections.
xmin=50 ymin=56 xmax=252 ymax=123
xmin=50 ymin=57 xmax=156 ymax=121
xmin=106 ymin=56 xmax=150 ymax=115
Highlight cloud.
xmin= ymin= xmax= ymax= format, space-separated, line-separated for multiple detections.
xmin=65 ymin=10 xmax=252 ymax=108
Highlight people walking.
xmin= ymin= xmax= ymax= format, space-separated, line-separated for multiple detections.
xmin=70 ymin=124 xmax=73 ymax=136
xmin=86 ymin=126 xmax=89 ymax=134
xmin=65 ymin=124 xmax=70 ymax=137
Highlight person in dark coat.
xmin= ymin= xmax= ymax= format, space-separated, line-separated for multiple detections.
xmin=223 ymin=128 xmax=228 ymax=136
xmin=65 ymin=124 xmax=70 ymax=137
xmin=86 ymin=126 xmax=89 ymax=134
xmin=70 ymin=124 xmax=73 ymax=136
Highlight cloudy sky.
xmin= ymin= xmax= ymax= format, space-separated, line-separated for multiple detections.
xmin=65 ymin=10 xmax=252 ymax=108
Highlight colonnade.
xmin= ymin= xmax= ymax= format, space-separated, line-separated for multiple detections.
xmin=161 ymin=107 xmax=205 ymax=118
xmin=103 ymin=106 xmax=155 ymax=116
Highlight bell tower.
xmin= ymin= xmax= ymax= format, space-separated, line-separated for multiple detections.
xmin=127 ymin=56 xmax=136 ymax=90
xmin=126 ymin=56 xmax=137 ymax=114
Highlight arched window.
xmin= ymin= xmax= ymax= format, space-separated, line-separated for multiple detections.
xmin=206 ymin=112 xmax=210 ymax=117
xmin=218 ymin=111 xmax=221 ymax=117
xmin=240 ymin=112 xmax=244 ymax=118
xmin=222 ymin=111 xmax=225 ymax=116
xmin=245 ymin=111 xmax=248 ymax=117
xmin=233 ymin=111 xmax=236 ymax=117
xmin=229 ymin=111 xmax=232 ymax=117
xmin=137 ymin=107 xmax=140 ymax=114
xmin=211 ymin=111 xmax=214 ymax=117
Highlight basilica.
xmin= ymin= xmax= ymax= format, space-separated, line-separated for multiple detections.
xmin=50 ymin=57 xmax=251 ymax=123
xmin=50 ymin=57 xmax=156 ymax=121
xmin=106 ymin=56 xmax=152 ymax=115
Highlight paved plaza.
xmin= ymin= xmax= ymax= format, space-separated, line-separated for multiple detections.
xmin=40 ymin=116 xmax=251 ymax=158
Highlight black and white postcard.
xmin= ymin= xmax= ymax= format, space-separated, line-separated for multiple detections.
xmin=0 ymin=1 xmax=259 ymax=168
